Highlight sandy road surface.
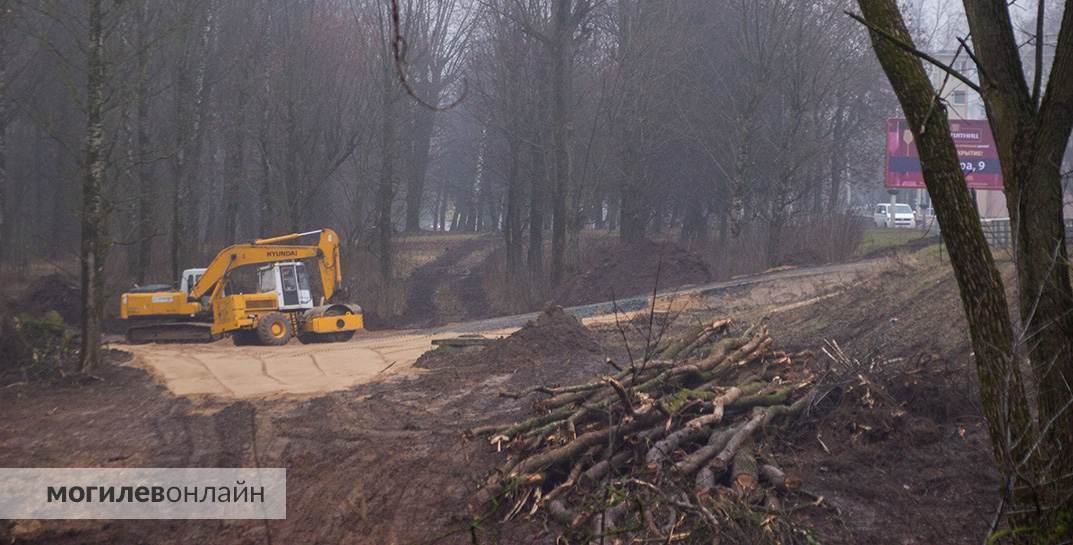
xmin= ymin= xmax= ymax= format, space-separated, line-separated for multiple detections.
xmin=119 ymin=259 xmax=877 ymax=399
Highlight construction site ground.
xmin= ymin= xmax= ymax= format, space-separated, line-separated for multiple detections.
xmin=0 ymin=247 xmax=1001 ymax=545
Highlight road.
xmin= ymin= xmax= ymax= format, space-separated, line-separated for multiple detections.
xmin=120 ymin=258 xmax=877 ymax=399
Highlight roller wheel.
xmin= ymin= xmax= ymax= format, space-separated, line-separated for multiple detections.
xmin=331 ymin=330 xmax=355 ymax=343
xmin=297 ymin=330 xmax=354 ymax=344
xmin=256 ymin=312 xmax=292 ymax=346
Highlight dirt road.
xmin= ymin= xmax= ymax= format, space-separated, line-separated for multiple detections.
xmin=4 ymin=253 xmax=999 ymax=545
xmin=119 ymin=259 xmax=878 ymax=399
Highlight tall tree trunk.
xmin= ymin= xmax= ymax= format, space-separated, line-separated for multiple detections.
xmin=858 ymin=0 xmax=1035 ymax=517
xmin=527 ymin=139 xmax=546 ymax=280
xmin=765 ymin=214 xmax=782 ymax=268
xmin=827 ymin=94 xmax=847 ymax=211
xmin=549 ymin=0 xmax=572 ymax=288
xmin=170 ymin=2 xmax=214 ymax=277
xmin=962 ymin=0 xmax=1073 ymax=472
xmin=404 ymin=103 xmax=435 ymax=232
xmin=504 ymin=137 xmax=523 ymax=277
xmin=80 ymin=0 xmax=108 ymax=374
xmin=132 ymin=2 xmax=152 ymax=283
xmin=284 ymin=98 xmax=302 ymax=232
xmin=257 ymin=133 xmax=274 ymax=236
xmin=680 ymin=199 xmax=707 ymax=245
xmin=377 ymin=79 xmax=397 ymax=281
xmin=619 ymin=191 xmax=647 ymax=243
xmin=221 ymin=77 xmax=249 ymax=244
xmin=185 ymin=3 xmax=214 ymax=253
xmin=0 ymin=20 xmax=8 ymax=269
xmin=170 ymin=61 xmax=190 ymax=281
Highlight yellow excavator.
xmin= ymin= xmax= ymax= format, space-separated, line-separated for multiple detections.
xmin=120 ymin=229 xmax=363 ymax=345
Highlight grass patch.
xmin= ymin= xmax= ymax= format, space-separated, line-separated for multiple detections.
xmin=856 ymin=228 xmax=924 ymax=257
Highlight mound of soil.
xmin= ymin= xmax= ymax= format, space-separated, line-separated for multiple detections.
xmin=553 ymin=240 xmax=712 ymax=307
xmin=417 ymin=306 xmax=601 ymax=373
xmin=483 ymin=307 xmax=600 ymax=364
xmin=11 ymin=273 xmax=81 ymax=326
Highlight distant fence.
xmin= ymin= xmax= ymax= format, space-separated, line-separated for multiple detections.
xmin=980 ymin=217 xmax=1073 ymax=247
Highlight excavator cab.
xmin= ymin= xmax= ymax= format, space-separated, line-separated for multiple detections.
xmin=179 ymin=268 xmax=207 ymax=295
xmin=257 ymin=262 xmax=313 ymax=311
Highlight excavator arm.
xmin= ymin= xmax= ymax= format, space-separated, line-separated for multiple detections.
xmin=189 ymin=229 xmax=343 ymax=300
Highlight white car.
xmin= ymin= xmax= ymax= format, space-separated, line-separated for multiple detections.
xmin=873 ymin=203 xmax=916 ymax=228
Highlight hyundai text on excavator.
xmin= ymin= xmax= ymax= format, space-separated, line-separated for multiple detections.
xmin=120 ymin=229 xmax=363 ymax=345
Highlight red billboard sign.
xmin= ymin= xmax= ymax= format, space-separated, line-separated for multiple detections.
xmin=885 ymin=118 xmax=1003 ymax=190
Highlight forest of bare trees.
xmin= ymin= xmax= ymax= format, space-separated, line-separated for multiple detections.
xmin=0 ymin=0 xmax=894 ymax=295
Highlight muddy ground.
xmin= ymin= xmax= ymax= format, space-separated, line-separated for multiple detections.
xmin=0 ymin=247 xmax=1003 ymax=545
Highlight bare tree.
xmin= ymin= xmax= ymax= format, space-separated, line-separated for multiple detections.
xmin=855 ymin=0 xmax=1073 ymax=538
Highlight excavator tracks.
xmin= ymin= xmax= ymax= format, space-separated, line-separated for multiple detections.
xmin=126 ymin=321 xmax=217 ymax=344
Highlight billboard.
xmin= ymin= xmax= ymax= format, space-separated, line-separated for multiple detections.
xmin=885 ymin=118 xmax=1003 ymax=190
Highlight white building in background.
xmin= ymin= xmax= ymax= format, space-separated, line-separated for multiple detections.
xmin=924 ymin=48 xmax=1070 ymax=220
xmin=932 ymin=49 xmax=987 ymax=120
xmin=925 ymin=49 xmax=1007 ymax=217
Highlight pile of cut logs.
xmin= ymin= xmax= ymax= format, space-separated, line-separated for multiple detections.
xmin=470 ymin=319 xmax=817 ymax=543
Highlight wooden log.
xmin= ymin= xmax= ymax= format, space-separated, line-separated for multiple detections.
xmin=695 ymin=466 xmax=716 ymax=496
xmin=675 ymin=424 xmax=739 ymax=475
xmin=432 ymin=336 xmax=497 ymax=347
xmin=708 ymin=407 xmax=766 ymax=478
xmin=731 ymin=445 xmax=758 ymax=497
xmin=499 ymin=381 xmax=604 ymax=400
xmin=759 ymin=463 xmax=802 ymax=492
xmin=581 ymin=451 xmax=631 ymax=483
xmin=683 ymin=380 xmax=770 ymax=430
xmin=763 ymin=493 xmax=781 ymax=511
xmin=727 ymin=388 xmax=790 ymax=411
xmin=592 ymin=500 xmax=633 ymax=538
xmin=542 ymin=445 xmax=598 ymax=505
xmin=761 ymin=393 xmax=810 ymax=426
xmin=634 ymin=335 xmax=757 ymax=394
xmin=547 ymin=500 xmax=575 ymax=526
xmin=659 ymin=322 xmax=709 ymax=360
xmin=542 ymin=362 xmax=671 ymax=409
xmin=469 ymin=403 xmax=576 ymax=438
xmin=511 ymin=412 xmax=662 ymax=477
xmin=676 ymin=319 xmax=731 ymax=361
xmin=645 ymin=424 xmax=712 ymax=468
xmin=698 ymin=337 xmax=774 ymax=383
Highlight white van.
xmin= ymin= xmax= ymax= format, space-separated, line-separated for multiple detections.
xmin=873 ymin=203 xmax=916 ymax=228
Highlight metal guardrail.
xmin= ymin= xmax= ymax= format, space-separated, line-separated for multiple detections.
xmin=980 ymin=218 xmax=1013 ymax=247
xmin=979 ymin=217 xmax=1073 ymax=247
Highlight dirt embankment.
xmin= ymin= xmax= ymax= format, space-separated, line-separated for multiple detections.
xmin=8 ymin=274 xmax=83 ymax=327
xmin=395 ymin=236 xmax=493 ymax=329
xmin=764 ymin=252 xmax=1003 ymax=545
xmin=553 ymin=239 xmax=713 ymax=307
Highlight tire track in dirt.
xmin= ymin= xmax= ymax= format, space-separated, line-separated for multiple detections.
xmin=305 ymin=353 xmax=328 ymax=376
xmin=179 ymin=352 xmax=238 ymax=396
xmin=252 ymin=354 xmax=287 ymax=385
